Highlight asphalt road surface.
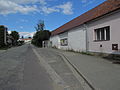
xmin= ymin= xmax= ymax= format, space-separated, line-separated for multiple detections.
xmin=0 ymin=44 xmax=83 ymax=90
xmin=21 ymin=45 xmax=53 ymax=90
xmin=0 ymin=44 xmax=53 ymax=90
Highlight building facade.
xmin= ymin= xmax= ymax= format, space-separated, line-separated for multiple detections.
xmin=50 ymin=0 xmax=120 ymax=54
xmin=50 ymin=25 xmax=87 ymax=52
xmin=0 ymin=25 xmax=8 ymax=47
xmin=88 ymin=10 xmax=120 ymax=54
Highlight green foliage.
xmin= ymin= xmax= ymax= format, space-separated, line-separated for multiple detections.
xmin=32 ymin=30 xmax=51 ymax=47
xmin=10 ymin=31 xmax=19 ymax=41
xmin=17 ymin=41 xmax=24 ymax=46
xmin=35 ymin=20 xmax=45 ymax=31
xmin=43 ymin=30 xmax=51 ymax=40
xmin=10 ymin=31 xmax=19 ymax=46
xmin=32 ymin=20 xmax=51 ymax=47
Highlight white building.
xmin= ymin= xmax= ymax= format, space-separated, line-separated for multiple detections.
xmin=19 ymin=38 xmax=32 ymax=43
xmin=50 ymin=25 xmax=87 ymax=52
xmin=50 ymin=0 xmax=120 ymax=54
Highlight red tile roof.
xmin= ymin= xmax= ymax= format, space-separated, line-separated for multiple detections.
xmin=51 ymin=0 xmax=120 ymax=36
xmin=20 ymin=38 xmax=32 ymax=41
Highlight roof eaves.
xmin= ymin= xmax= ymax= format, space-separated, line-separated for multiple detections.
xmin=51 ymin=0 xmax=120 ymax=36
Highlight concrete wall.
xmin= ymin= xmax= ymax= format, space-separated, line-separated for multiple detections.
xmin=88 ymin=10 xmax=120 ymax=54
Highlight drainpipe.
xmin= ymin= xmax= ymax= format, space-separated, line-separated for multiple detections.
xmin=4 ymin=27 xmax=7 ymax=45
xmin=84 ymin=24 xmax=89 ymax=52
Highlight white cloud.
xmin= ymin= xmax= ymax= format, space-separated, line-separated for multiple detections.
xmin=0 ymin=0 xmax=37 ymax=15
xmin=39 ymin=0 xmax=47 ymax=5
xmin=57 ymin=2 xmax=73 ymax=15
xmin=19 ymin=32 xmax=35 ymax=38
xmin=40 ymin=2 xmax=73 ymax=15
xmin=41 ymin=6 xmax=59 ymax=14
xmin=81 ymin=0 xmax=95 ymax=7
xmin=0 ymin=0 xmax=73 ymax=15
xmin=4 ymin=0 xmax=46 ymax=5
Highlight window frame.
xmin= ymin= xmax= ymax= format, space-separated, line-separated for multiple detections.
xmin=60 ymin=38 xmax=68 ymax=46
xmin=94 ymin=26 xmax=110 ymax=42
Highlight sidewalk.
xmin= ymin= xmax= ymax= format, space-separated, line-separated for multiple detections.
xmin=52 ymin=49 xmax=120 ymax=90
xmin=34 ymin=47 xmax=84 ymax=90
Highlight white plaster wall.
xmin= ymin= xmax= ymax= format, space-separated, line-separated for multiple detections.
xmin=68 ymin=26 xmax=86 ymax=52
xmin=88 ymin=10 xmax=120 ymax=54
xmin=50 ymin=26 xmax=86 ymax=52
xmin=50 ymin=35 xmax=60 ymax=48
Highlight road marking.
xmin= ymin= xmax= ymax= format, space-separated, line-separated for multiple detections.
xmin=32 ymin=48 xmax=70 ymax=90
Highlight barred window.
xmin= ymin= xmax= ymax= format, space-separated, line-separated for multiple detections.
xmin=94 ymin=26 xmax=110 ymax=41
xmin=60 ymin=38 xmax=68 ymax=46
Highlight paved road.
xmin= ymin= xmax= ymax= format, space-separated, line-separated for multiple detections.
xmin=21 ymin=45 xmax=53 ymax=90
xmin=0 ymin=44 xmax=53 ymax=90
xmin=0 ymin=44 xmax=84 ymax=90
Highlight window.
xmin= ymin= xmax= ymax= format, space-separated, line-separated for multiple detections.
xmin=60 ymin=38 xmax=68 ymax=46
xmin=94 ymin=26 xmax=110 ymax=41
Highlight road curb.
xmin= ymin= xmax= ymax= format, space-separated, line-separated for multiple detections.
xmin=57 ymin=52 xmax=99 ymax=90
xmin=32 ymin=48 xmax=71 ymax=90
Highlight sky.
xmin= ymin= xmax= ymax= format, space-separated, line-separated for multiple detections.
xmin=0 ymin=0 xmax=106 ymax=38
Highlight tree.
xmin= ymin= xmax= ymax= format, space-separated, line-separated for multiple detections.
xmin=35 ymin=20 xmax=45 ymax=31
xmin=10 ymin=31 xmax=19 ymax=45
xmin=32 ymin=30 xmax=51 ymax=47
xmin=32 ymin=20 xmax=51 ymax=47
xmin=43 ymin=30 xmax=51 ymax=40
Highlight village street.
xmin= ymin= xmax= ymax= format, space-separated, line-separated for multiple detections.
xmin=0 ymin=0 xmax=120 ymax=90
xmin=0 ymin=44 xmax=120 ymax=90
xmin=0 ymin=44 xmax=53 ymax=90
xmin=0 ymin=44 xmax=83 ymax=90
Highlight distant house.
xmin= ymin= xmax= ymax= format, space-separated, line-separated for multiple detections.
xmin=0 ymin=25 xmax=8 ymax=47
xmin=50 ymin=0 xmax=120 ymax=54
xmin=19 ymin=38 xmax=32 ymax=43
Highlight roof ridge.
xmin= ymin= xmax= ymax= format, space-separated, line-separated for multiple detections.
xmin=51 ymin=0 xmax=120 ymax=36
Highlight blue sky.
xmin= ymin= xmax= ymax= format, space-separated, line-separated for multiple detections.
xmin=0 ymin=0 xmax=106 ymax=37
